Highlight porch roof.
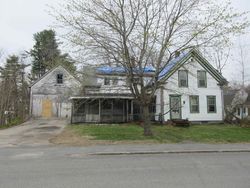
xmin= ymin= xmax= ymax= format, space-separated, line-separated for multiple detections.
xmin=70 ymin=95 xmax=134 ymax=100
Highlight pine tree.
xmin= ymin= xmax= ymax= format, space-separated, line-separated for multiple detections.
xmin=30 ymin=29 xmax=75 ymax=79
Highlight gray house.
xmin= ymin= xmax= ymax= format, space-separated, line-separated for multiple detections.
xmin=30 ymin=65 xmax=81 ymax=119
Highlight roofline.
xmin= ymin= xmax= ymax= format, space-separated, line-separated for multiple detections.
xmin=96 ymin=72 xmax=155 ymax=77
xmin=161 ymin=49 xmax=228 ymax=85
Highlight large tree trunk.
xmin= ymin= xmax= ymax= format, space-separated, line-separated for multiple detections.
xmin=142 ymin=104 xmax=153 ymax=136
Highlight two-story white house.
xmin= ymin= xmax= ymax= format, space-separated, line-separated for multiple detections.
xmin=155 ymin=49 xmax=227 ymax=123
xmin=30 ymin=49 xmax=227 ymax=123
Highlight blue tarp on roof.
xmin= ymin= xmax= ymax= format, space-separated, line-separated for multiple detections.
xmin=96 ymin=66 xmax=155 ymax=74
xmin=158 ymin=51 xmax=189 ymax=79
xmin=96 ymin=51 xmax=189 ymax=77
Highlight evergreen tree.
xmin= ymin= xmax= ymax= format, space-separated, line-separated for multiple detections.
xmin=30 ymin=29 xmax=75 ymax=79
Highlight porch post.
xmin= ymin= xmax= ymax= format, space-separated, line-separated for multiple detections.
xmin=126 ymin=99 xmax=129 ymax=122
xmin=122 ymin=100 xmax=125 ymax=122
xmin=99 ymin=99 xmax=101 ymax=122
xmin=70 ymin=99 xmax=74 ymax=124
xmin=131 ymin=100 xmax=134 ymax=121
xmin=111 ymin=99 xmax=114 ymax=122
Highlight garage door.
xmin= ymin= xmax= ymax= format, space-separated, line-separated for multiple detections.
xmin=42 ymin=99 xmax=52 ymax=118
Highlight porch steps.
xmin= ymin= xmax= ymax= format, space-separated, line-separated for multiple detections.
xmin=168 ymin=119 xmax=190 ymax=127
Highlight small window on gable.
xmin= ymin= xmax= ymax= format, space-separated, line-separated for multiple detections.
xmin=113 ymin=78 xmax=118 ymax=85
xmin=197 ymin=71 xmax=207 ymax=88
xmin=104 ymin=77 xmax=111 ymax=85
xmin=57 ymin=74 xmax=63 ymax=84
xmin=178 ymin=70 xmax=188 ymax=87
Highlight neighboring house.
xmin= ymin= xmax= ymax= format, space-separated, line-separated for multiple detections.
xmin=30 ymin=49 xmax=227 ymax=123
xmin=30 ymin=65 xmax=81 ymax=119
xmin=224 ymin=88 xmax=250 ymax=120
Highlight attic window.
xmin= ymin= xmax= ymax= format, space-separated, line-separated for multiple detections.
xmin=104 ymin=77 xmax=111 ymax=85
xmin=57 ymin=74 xmax=63 ymax=84
xmin=178 ymin=70 xmax=188 ymax=87
xmin=113 ymin=78 xmax=118 ymax=85
xmin=197 ymin=71 xmax=207 ymax=88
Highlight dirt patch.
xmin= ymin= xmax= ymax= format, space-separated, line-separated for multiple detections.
xmin=50 ymin=128 xmax=157 ymax=146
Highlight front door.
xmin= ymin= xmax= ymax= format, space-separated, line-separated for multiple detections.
xmin=170 ymin=95 xmax=181 ymax=119
xmin=42 ymin=99 xmax=52 ymax=118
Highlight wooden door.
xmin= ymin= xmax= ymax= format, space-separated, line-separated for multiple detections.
xmin=42 ymin=99 xmax=52 ymax=118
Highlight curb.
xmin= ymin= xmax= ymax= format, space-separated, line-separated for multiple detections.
xmin=88 ymin=149 xmax=250 ymax=156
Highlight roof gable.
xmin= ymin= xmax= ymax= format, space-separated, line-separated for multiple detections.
xmin=159 ymin=49 xmax=227 ymax=85
xmin=30 ymin=65 xmax=81 ymax=88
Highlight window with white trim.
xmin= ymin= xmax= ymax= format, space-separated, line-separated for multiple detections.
xmin=178 ymin=70 xmax=188 ymax=87
xmin=207 ymin=96 xmax=216 ymax=113
xmin=197 ymin=71 xmax=207 ymax=88
xmin=190 ymin=95 xmax=199 ymax=113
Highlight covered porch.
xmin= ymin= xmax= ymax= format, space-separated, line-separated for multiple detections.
xmin=70 ymin=96 xmax=136 ymax=123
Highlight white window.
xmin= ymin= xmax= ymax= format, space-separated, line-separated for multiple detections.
xmin=207 ymin=96 xmax=216 ymax=113
xmin=178 ymin=70 xmax=188 ymax=87
xmin=190 ymin=96 xmax=199 ymax=113
xmin=197 ymin=71 xmax=207 ymax=88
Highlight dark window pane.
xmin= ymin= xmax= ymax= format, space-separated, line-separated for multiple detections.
xmin=113 ymin=78 xmax=118 ymax=85
xmin=57 ymin=74 xmax=63 ymax=84
xmin=104 ymin=77 xmax=111 ymax=85
xmin=238 ymin=108 xmax=241 ymax=116
xmin=207 ymin=96 xmax=216 ymax=113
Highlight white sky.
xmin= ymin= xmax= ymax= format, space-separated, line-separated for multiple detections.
xmin=0 ymin=0 xmax=249 ymax=83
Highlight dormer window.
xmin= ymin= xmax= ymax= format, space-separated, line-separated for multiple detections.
xmin=57 ymin=74 xmax=63 ymax=84
xmin=104 ymin=77 xmax=111 ymax=85
xmin=113 ymin=78 xmax=118 ymax=85
xmin=178 ymin=70 xmax=188 ymax=87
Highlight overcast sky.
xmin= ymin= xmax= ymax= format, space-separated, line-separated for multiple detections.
xmin=0 ymin=0 xmax=249 ymax=83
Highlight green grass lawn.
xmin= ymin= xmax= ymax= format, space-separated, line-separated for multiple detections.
xmin=69 ymin=124 xmax=250 ymax=143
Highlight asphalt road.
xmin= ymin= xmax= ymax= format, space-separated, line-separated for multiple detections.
xmin=0 ymin=146 xmax=250 ymax=188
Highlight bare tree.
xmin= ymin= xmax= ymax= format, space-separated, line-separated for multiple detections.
xmin=0 ymin=55 xmax=30 ymax=126
xmin=211 ymin=46 xmax=231 ymax=74
xmin=238 ymin=41 xmax=248 ymax=87
xmin=53 ymin=0 xmax=249 ymax=135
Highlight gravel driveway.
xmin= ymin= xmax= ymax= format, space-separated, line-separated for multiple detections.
xmin=0 ymin=119 xmax=67 ymax=148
